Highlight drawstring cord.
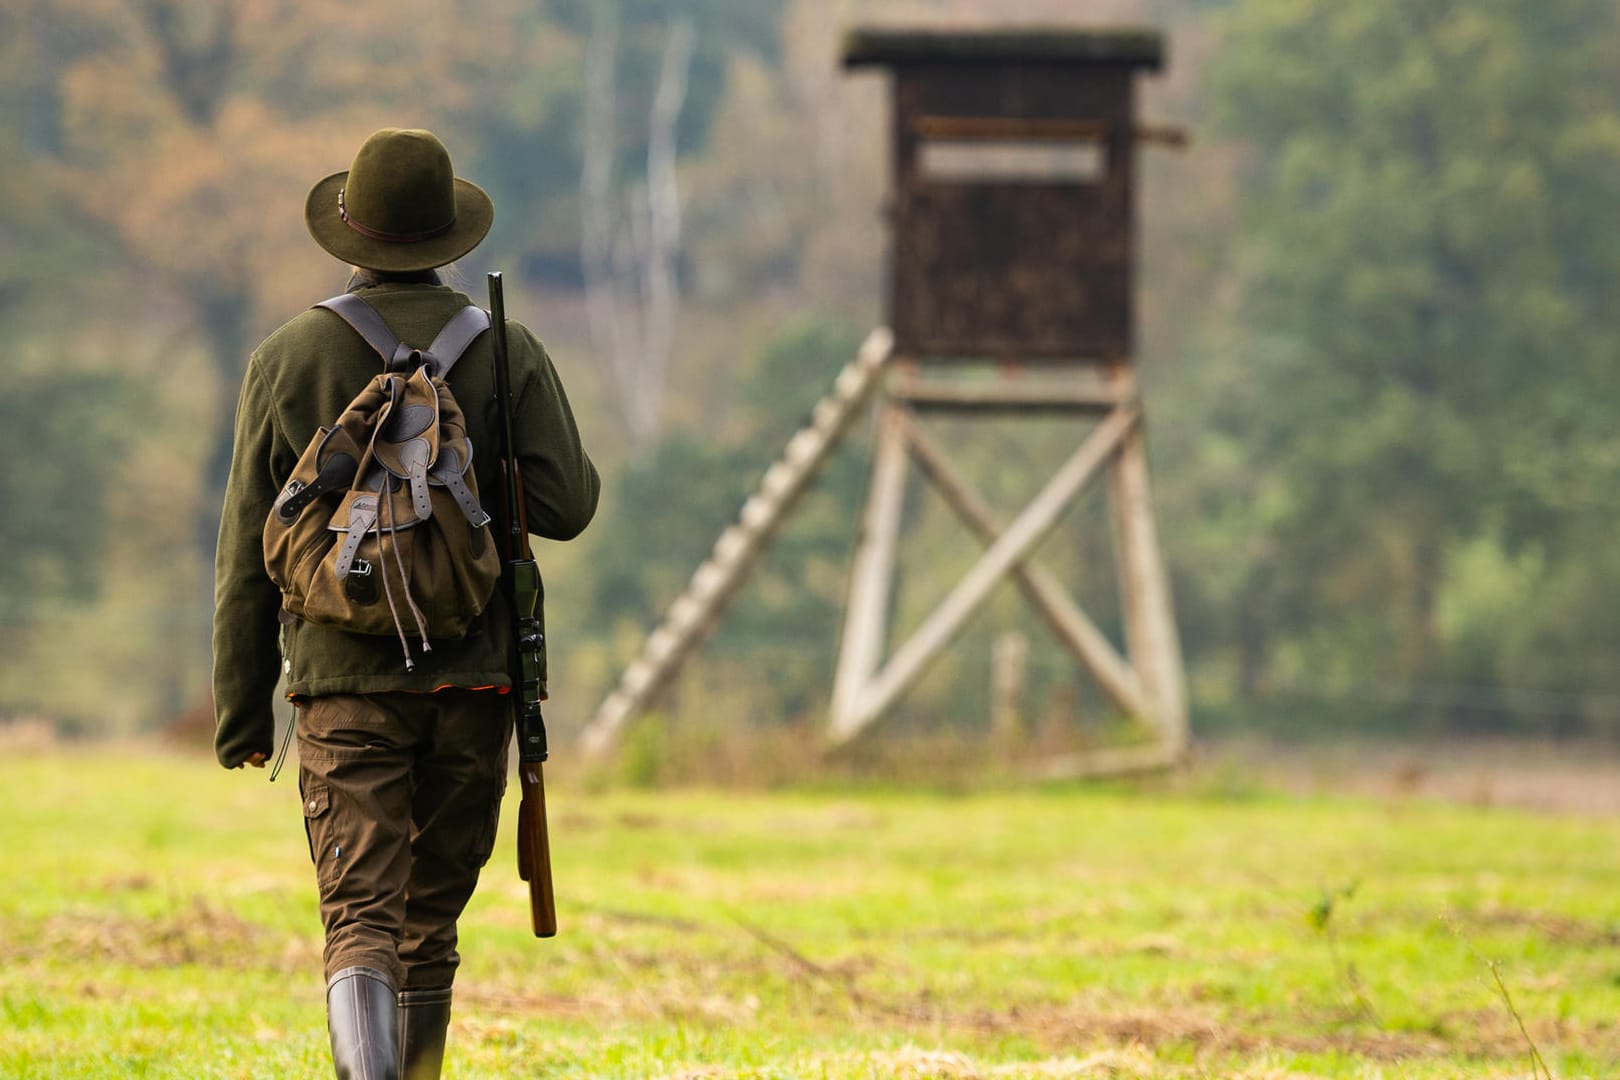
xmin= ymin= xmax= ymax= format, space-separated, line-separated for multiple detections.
xmin=379 ymin=465 xmax=432 ymax=656
xmin=395 ymin=522 xmax=433 ymax=656
xmin=268 ymin=698 xmax=296 ymax=782
xmin=376 ymin=476 xmax=416 ymax=671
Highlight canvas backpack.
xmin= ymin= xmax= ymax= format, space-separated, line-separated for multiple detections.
xmin=262 ymin=294 xmax=502 ymax=668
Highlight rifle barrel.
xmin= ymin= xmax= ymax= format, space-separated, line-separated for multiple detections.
xmin=487 ymin=273 xmax=524 ymax=549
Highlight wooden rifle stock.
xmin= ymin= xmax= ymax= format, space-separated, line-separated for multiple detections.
xmin=489 ymin=273 xmax=557 ymax=938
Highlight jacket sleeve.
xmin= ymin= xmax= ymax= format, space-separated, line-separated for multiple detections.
xmin=211 ymin=359 xmax=291 ymax=767
xmin=512 ymin=328 xmax=600 ymax=541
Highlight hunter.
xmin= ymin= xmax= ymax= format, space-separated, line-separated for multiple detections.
xmin=212 ymin=127 xmax=599 ymax=1079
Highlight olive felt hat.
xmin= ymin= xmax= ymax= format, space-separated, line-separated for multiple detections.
xmin=305 ymin=128 xmax=494 ymax=272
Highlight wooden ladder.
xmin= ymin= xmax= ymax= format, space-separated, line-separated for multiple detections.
xmin=581 ymin=328 xmax=894 ymax=756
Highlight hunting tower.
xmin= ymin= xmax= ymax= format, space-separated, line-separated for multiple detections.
xmin=584 ymin=27 xmax=1187 ymax=773
xmin=827 ymin=27 xmax=1188 ymax=769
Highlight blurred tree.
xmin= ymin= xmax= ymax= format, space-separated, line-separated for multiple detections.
xmin=1201 ymin=0 xmax=1620 ymax=722
xmin=0 ymin=367 xmax=136 ymax=608
xmin=0 ymin=6 xmax=138 ymax=611
xmin=546 ymin=0 xmax=789 ymax=445
xmin=545 ymin=0 xmax=784 ymax=157
xmin=578 ymin=4 xmax=695 ymax=447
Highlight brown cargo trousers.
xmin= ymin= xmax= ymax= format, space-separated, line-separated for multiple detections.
xmin=296 ymin=689 xmax=508 ymax=991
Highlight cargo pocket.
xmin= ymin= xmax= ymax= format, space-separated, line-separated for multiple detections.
xmin=464 ymin=761 xmax=507 ymax=872
xmin=300 ymin=779 xmax=336 ymax=886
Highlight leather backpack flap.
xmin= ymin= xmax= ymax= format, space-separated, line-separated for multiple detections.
xmin=371 ymin=367 xmax=443 ymax=523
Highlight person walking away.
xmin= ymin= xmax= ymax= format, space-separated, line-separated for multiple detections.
xmin=211 ymin=127 xmax=599 ymax=1079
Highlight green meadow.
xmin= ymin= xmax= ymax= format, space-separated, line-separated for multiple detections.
xmin=2 ymin=748 xmax=1617 ymax=1078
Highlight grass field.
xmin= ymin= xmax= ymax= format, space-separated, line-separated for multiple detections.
xmin=2 ymin=745 xmax=1618 ymax=1078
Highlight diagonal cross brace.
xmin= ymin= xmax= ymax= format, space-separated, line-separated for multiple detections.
xmin=828 ymin=405 xmax=1138 ymax=746
xmin=894 ymin=408 xmax=1151 ymax=721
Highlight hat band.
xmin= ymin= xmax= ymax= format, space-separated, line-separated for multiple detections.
xmin=338 ymin=187 xmax=456 ymax=244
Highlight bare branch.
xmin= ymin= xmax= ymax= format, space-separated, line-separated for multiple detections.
xmin=580 ymin=0 xmax=629 ymax=416
xmin=634 ymin=15 xmax=695 ymax=443
xmin=577 ymin=9 xmax=694 ymax=448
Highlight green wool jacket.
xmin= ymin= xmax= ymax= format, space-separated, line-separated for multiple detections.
xmin=212 ymin=282 xmax=599 ymax=768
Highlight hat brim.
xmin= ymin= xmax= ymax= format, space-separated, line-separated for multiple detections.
xmin=304 ymin=171 xmax=494 ymax=272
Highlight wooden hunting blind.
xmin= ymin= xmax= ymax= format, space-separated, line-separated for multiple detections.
xmin=843 ymin=28 xmax=1165 ymax=362
xmin=584 ymin=27 xmax=1188 ymax=776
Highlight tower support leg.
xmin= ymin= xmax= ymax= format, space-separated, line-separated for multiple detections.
xmin=830 ymin=402 xmax=910 ymax=741
xmin=1109 ymin=412 xmax=1188 ymax=755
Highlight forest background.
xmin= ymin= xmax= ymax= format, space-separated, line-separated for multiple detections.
xmin=3 ymin=0 xmax=1619 ymax=759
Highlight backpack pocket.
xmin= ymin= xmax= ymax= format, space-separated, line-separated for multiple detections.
xmin=297 ymin=489 xmax=406 ymax=636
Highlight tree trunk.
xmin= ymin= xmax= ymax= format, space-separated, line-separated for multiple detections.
xmin=197 ymin=281 xmax=252 ymax=564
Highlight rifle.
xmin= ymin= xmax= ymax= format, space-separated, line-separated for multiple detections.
xmin=488 ymin=271 xmax=557 ymax=938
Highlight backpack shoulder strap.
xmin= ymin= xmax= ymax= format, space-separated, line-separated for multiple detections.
xmin=316 ymin=294 xmax=489 ymax=378
xmin=423 ymin=305 xmax=491 ymax=379
xmin=316 ymin=293 xmax=401 ymax=365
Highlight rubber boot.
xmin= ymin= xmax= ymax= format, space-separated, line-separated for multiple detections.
xmin=327 ymin=966 xmax=401 ymax=1080
xmin=397 ymin=987 xmax=453 ymax=1080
